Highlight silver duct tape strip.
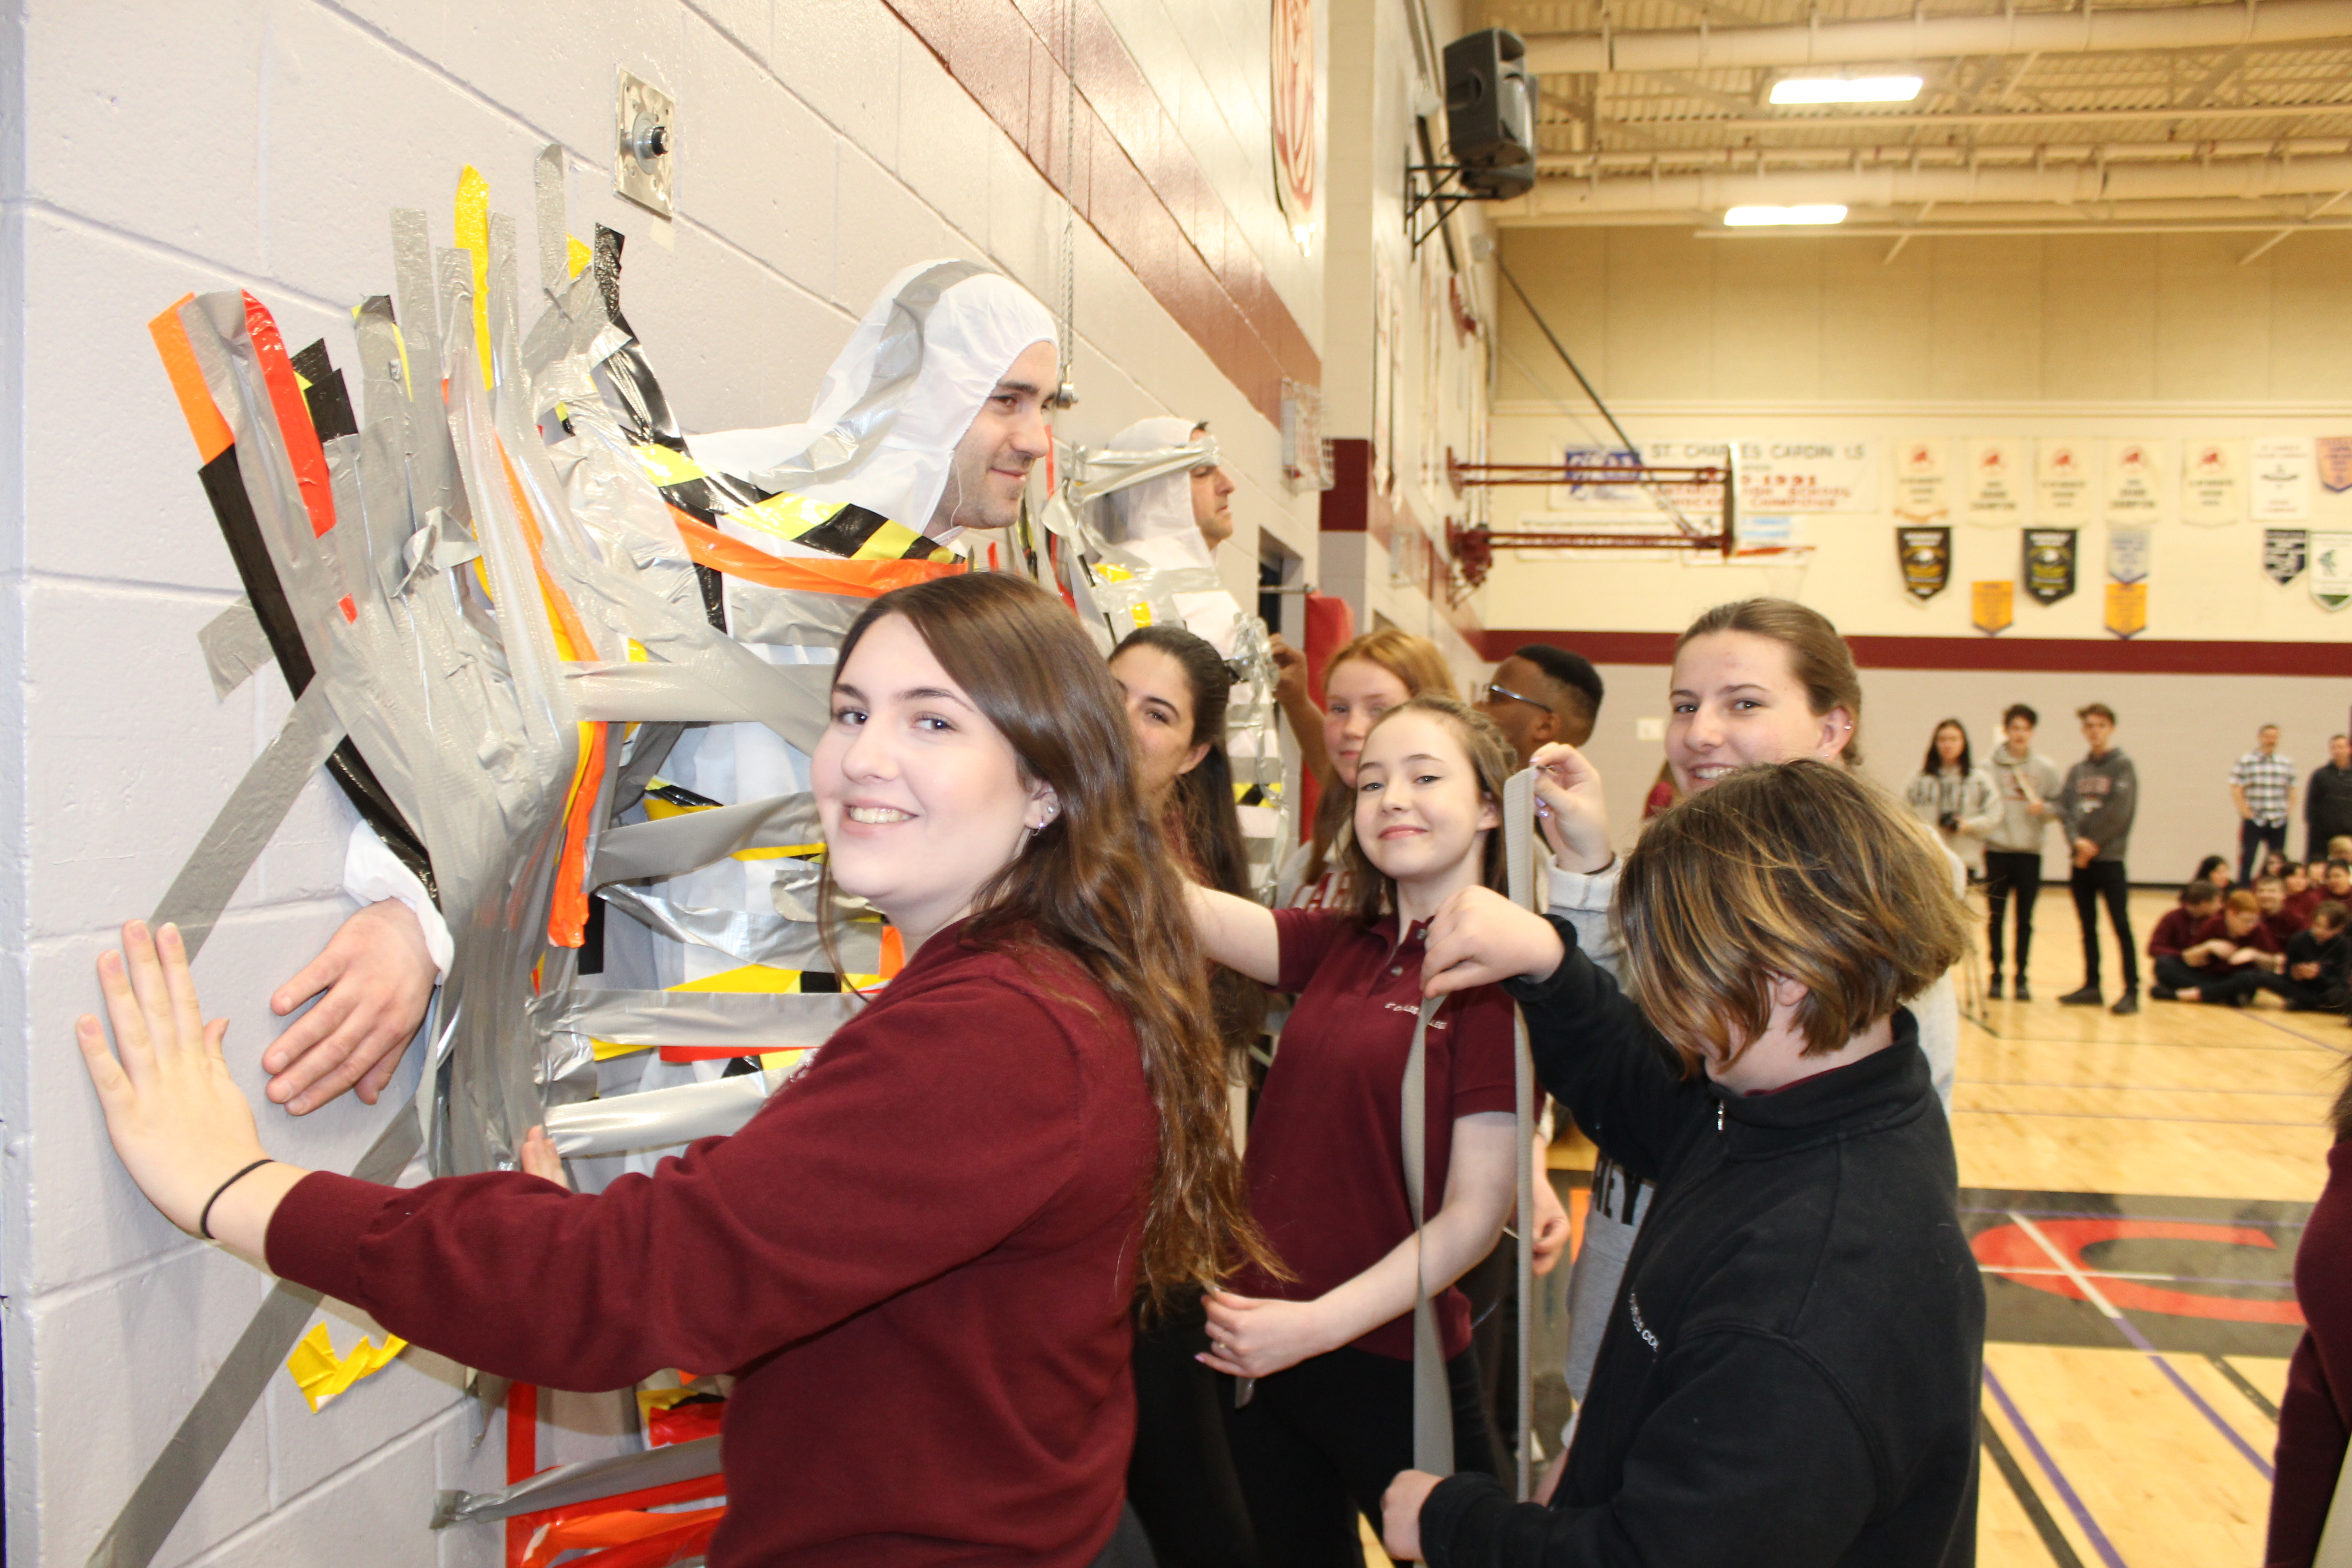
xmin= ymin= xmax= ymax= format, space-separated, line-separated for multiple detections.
xmin=544 ymin=1068 xmax=783 ymax=1158
xmin=598 ymin=884 xmax=877 ymax=973
xmin=390 ymin=209 xmax=444 ymax=396
xmin=1503 ymin=769 xmax=1539 ymax=1499
xmin=540 ymin=986 xmax=862 ymax=1050
xmin=86 ymin=1109 xmax=423 ymax=1568
xmin=533 ymin=143 xmax=567 ymax=299
xmin=151 ymin=682 xmax=347 ymax=961
xmin=721 ymin=579 xmax=865 ymax=647
xmin=1067 ymin=441 xmax=1217 ymax=505
xmin=430 ymin=1435 xmax=722 ymax=1528
xmin=564 ymin=660 xmax=832 ymax=753
xmin=196 ymin=597 xmax=272 ymax=700
xmin=590 ymin=791 xmax=821 ymax=887
xmin=1402 ymin=996 xmax=1455 ymax=1478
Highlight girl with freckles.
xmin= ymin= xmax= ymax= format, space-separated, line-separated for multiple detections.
xmin=1185 ymin=695 xmax=1522 ymax=1565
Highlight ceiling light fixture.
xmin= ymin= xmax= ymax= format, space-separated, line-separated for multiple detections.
xmin=1769 ymin=75 xmax=1924 ymax=105
xmin=1723 ymin=205 xmax=1849 ymax=226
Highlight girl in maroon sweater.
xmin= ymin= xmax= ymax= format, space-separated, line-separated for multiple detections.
xmin=74 ymin=574 xmax=1268 ymax=1568
xmin=1188 ymin=695 xmax=1524 ymax=1564
xmin=2270 ymin=1071 xmax=2352 ymax=1566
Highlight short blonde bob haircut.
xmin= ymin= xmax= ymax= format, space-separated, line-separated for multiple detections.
xmin=1614 ymin=759 xmax=1969 ymax=1074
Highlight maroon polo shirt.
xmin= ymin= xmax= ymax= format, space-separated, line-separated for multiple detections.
xmin=1235 ymin=907 xmax=1519 ymax=1359
xmin=2147 ymin=906 xmax=2206 ymax=959
xmin=2190 ymin=913 xmax=2284 ymax=976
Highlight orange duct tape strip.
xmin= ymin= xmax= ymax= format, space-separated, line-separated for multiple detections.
xmin=550 ymin=1513 xmax=725 ymax=1568
xmin=147 ymin=296 xmax=233 ymax=463
xmin=241 ymin=292 xmax=336 ymax=541
xmin=666 ymin=508 xmax=962 ymax=598
xmin=524 ymin=1505 xmax=727 ymax=1568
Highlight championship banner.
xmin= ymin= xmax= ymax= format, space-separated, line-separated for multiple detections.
xmin=1898 ymin=525 xmax=1951 ymax=601
xmin=2313 ymin=533 xmax=2352 ymax=611
xmin=2024 ymin=528 xmax=2078 ymax=605
xmin=2104 ymin=582 xmax=2147 ymax=639
xmin=2254 ymin=436 xmax=2315 ymax=520
xmin=2106 ymin=525 xmax=2151 ymax=585
xmin=1964 ymin=438 xmax=2029 ymax=525
xmin=1971 ymin=580 xmax=2014 ymax=635
xmin=2104 ymin=439 xmax=2166 ymax=521
xmin=2181 ymin=440 xmax=2244 ymax=526
xmin=2037 ymin=439 xmax=2096 ymax=519
xmin=1896 ymin=439 xmax=1949 ymax=519
xmin=2319 ymin=436 xmax=2352 ymax=494
xmin=2264 ymin=528 xmax=2309 ymax=585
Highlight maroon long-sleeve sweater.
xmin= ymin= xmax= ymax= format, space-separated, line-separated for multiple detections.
xmin=266 ymin=922 xmax=1157 ymax=1567
xmin=2270 ymin=1139 xmax=2352 ymax=1567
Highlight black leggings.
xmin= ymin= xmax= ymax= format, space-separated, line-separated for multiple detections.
xmin=2070 ymin=860 xmax=2138 ymax=988
xmin=1128 ymin=1310 xmax=1261 ymax=1568
xmin=1984 ymin=850 xmax=2043 ymax=974
xmin=1222 ymin=1346 xmax=1499 ymax=1568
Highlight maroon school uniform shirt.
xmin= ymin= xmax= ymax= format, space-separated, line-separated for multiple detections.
xmin=2190 ymin=913 xmax=2285 ymax=976
xmin=1235 ymin=907 xmax=1518 ymax=1359
xmin=2147 ymin=906 xmax=2206 ymax=959
xmin=266 ymin=922 xmax=1156 ymax=1568
xmin=2270 ymin=1139 xmax=2352 ymax=1568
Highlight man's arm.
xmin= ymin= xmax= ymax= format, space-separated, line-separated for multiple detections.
xmin=2232 ymin=780 xmax=2252 ymax=820
xmin=1268 ymin=636 xmax=1330 ymax=784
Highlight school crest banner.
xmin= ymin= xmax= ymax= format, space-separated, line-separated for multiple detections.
xmin=2254 ymin=436 xmax=2315 ymax=521
xmin=1964 ymin=438 xmax=2030 ymax=525
xmin=2103 ymin=582 xmax=2147 ymax=639
xmin=2313 ymin=533 xmax=2352 ymax=611
xmin=2106 ymin=526 xmax=2151 ymax=585
xmin=2181 ymin=440 xmax=2244 ymax=526
xmin=1896 ymin=439 xmax=1949 ymax=519
xmin=1971 ymin=580 xmax=2014 ymax=635
xmin=2264 ymin=529 xmax=2308 ymax=585
xmin=2319 ymin=436 xmax=2352 ymax=493
xmin=2104 ymin=439 xmax=2166 ymax=522
xmin=2037 ymin=439 xmax=2096 ymax=519
xmin=2024 ymin=529 xmax=2077 ymax=605
xmin=1898 ymin=526 xmax=1951 ymax=601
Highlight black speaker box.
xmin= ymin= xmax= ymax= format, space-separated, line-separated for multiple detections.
xmin=1444 ymin=28 xmax=1537 ymax=197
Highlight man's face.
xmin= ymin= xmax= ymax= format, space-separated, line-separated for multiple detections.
xmin=1477 ymin=655 xmax=1558 ymax=766
xmin=2333 ymin=736 xmax=2351 ymax=768
xmin=1189 ymin=428 xmax=1236 ymax=550
xmin=2081 ymin=713 xmax=2114 ymax=755
xmin=2256 ymin=879 xmax=2285 ymax=915
xmin=2226 ymin=906 xmax=2261 ymax=938
xmin=2003 ymin=715 xmax=2034 ymax=751
xmin=2330 ymin=864 xmax=2352 ymax=897
xmin=2259 ymin=725 xmax=2280 ymax=755
xmin=927 ymin=340 xmax=1057 ymax=536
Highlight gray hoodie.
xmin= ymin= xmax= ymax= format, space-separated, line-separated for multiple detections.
xmin=1984 ymin=746 xmax=2063 ymax=854
xmin=2058 ymin=748 xmax=2138 ymax=862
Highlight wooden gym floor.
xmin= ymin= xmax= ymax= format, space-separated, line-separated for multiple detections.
xmin=1367 ymin=885 xmax=2341 ymax=1565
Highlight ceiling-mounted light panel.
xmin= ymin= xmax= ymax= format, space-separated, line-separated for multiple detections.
xmin=1723 ymin=205 xmax=1849 ymax=226
xmin=1769 ymin=75 xmax=1923 ymax=105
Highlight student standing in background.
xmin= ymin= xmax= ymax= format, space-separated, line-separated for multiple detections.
xmin=2233 ymin=724 xmax=2297 ymax=886
xmin=2058 ymin=704 xmax=2141 ymax=1017
xmin=2308 ymin=735 xmax=2352 ymax=864
xmin=1904 ymin=719 xmax=2001 ymax=879
xmin=1983 ymin=704 xmax=2062 ymax=1001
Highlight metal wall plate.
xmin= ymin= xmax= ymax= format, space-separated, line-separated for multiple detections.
xmin=614 ymin=69 xmax=675 ymax=217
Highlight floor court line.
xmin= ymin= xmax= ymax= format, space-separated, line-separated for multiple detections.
xmin=2242 ymin=1010 xmax=2352 ymax=1054
xmin=1956 ymin=1108 xmax=2320 ymax=1126
xmin=1980 ymin=1419 xmax=2088 ymax=1568
xmin=1961 ymin=1205 xmax=2307 ymax=1228
xmin=1960 ymin=1079 xmax=2328 ymax=1096
xmin=2008 ymin=1212 xmax=2276 ymax=1481
xmin=1981 ymin=1265 xmax=2292 ymax=1288
xmin=2206 ymin=1355 xmax=2282 ymax=1423
xmin=1983 ymin=1365 xmax=2127 ymax=1568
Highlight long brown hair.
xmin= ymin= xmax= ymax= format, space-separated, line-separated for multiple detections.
xmin=1615 ymin=760 xmax=1968 ymax=1074
xmin=1338 ymin=695 xmax=1516 ymax=929
xmin=828 ymin=574 xmax=1273 ymax=1304
xmin=1678 ymin=598 xmax=1865 ymax=767
xmin=1304 ymin=630 xmax=1458 ymax=887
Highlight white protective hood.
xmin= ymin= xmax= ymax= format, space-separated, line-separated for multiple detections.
xmin=686 ymin=260 xmax=1059 ymax=533
xmin=1102 ymin=416 xmax=1207 ymax=550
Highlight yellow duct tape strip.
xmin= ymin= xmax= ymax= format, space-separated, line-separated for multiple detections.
xmin=454 ymin=165 xmax=493 ymax=390
xmin=286 ymin=1322 xmax=407 ymax=1413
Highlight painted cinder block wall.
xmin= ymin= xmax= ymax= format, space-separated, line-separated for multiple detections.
xmin=0 ymin=0 xmax=1490 ymax=1561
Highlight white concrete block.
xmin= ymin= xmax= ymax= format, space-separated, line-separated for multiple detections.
xmin=832 ymin=146 xmax=955 ymax=314
xmin=18 ymin=1245 xmax=278 ymax=1568
xmin=22 ymin=0 xmax=268 ymax=278
xmin=440 ymin=0 xmax=682 ymax=170
xmin=985 ymin=131 xmax=1056 ymax=302
xmin=893 ymin=33 xmax=992 ymax=246
xmin=179 ymin=1400 xmax=451 ymax=1568
xmin=433 ymin=1400 xmax=513 ymax=1568
xmin=691 ymin=0 xmax=772 ymax=65
xmin=672 ymin=9 xmax=838 ymax=297
xmin=266 ymin=1302 xmax=468 ymax=1504
xmin=771 ymin=0 xmax=903 ymax=172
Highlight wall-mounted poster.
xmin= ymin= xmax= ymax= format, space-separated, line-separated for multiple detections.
xmin=2319 ymin=436 xmax=2352 ymax=493
xmin=2037 ymin=440 xmax=2096 ymax=519
xmin=1899 ymin=526 xmax=1951 ymax=600
xmin=1270 ymin=0 xmax=1320 ymax=246
xmin=1964 ymin=439 xmax=2030 ymax=525
xmin=2313 ymin=533 xmax=2352 ymax=610
xmin=2104 ymin=439 xmax=2166 ymax=521
xmin=2254 ymin=436 xmax=2315 ymax=520
xmin=2181 ymin=440 xmax=2244 ymax=525
xmin=1971 ymin=580 xmax=2014 ymax=634
xmin=2105 ymin=582 xmax=2147 ymax=639
xmin=2264 ymin=528 xmax=2309 ymax=585
xmin=1552 ymin=437 xmax=1876 ymax=515
xmin=2106 ymin=526 xmax=2151 ymax=585
xmin=1896 ymin=439 xmax=1949 ymax=519
xmin=2024 ymin=529 xmax=2078 ymax=604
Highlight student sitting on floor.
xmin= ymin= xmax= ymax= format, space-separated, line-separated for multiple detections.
xmin=2148 ymin=882 xmax=2225 ymax=995
xmin=2151 ymin=889 xmax=2286 ymax=1005
xmin=2279 ymin=903 xmax=2350 ymax=1014
xmin=2285 ymin=862 xmax=2323 ymax=930
xmin=2259 ymin=875 xmax=2306 ymax=942
xmin=1381 ymin=757 xmax=1980 ymax=1568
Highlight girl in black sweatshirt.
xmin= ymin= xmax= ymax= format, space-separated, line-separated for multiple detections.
xmin=1383 ymin=757 xmax=1983 ymax=1568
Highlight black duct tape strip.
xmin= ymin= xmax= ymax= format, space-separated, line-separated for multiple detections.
xmin=430 ymin=1435 xmax=723 ymax=1527
xmin=84 ymin=1111 xmax=424 ymax=1568
xmin=194 ymin=447 xmax=437 ymax=900
xmin=288 ymin=340 xmax=358 ymax=444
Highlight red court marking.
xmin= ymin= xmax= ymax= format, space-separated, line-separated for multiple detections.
xmin=1973 ymin=1217 xmax=2305 ymax=1326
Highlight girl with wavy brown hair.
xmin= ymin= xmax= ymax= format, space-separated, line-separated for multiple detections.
xmin=72 ymin=573 xmax=1267 ymax=1568
xmin=1279 ymin=629 xmax=1458 ymax=911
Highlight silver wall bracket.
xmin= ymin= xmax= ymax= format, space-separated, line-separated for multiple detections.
xmin=614 ymin=69 xmax=676 ymax=217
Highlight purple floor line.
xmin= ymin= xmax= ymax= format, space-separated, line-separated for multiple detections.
xmin=1983 ymin=1365 xmax=2127 ymax=1568
xmin=1954 ymin=1107 xmax=2315 ymax=1125
xmin=2102 ymin=1311 xmax=2277 ymax=1480
xmin=1960 ymin=1205 xmax=2308 ymax=1230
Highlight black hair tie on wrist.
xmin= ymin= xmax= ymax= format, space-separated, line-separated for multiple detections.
xmin=198 ymin=1158 xmax=276 ymax=1241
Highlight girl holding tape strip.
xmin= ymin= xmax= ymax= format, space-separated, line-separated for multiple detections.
xmin=74 ymin=573 xmax=1268 ymax=1568
xmin=1187 ymin=694 xmax=1522 ymax=1565
xmin=1383 ymin=757 xmax=1981 ymax=1568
